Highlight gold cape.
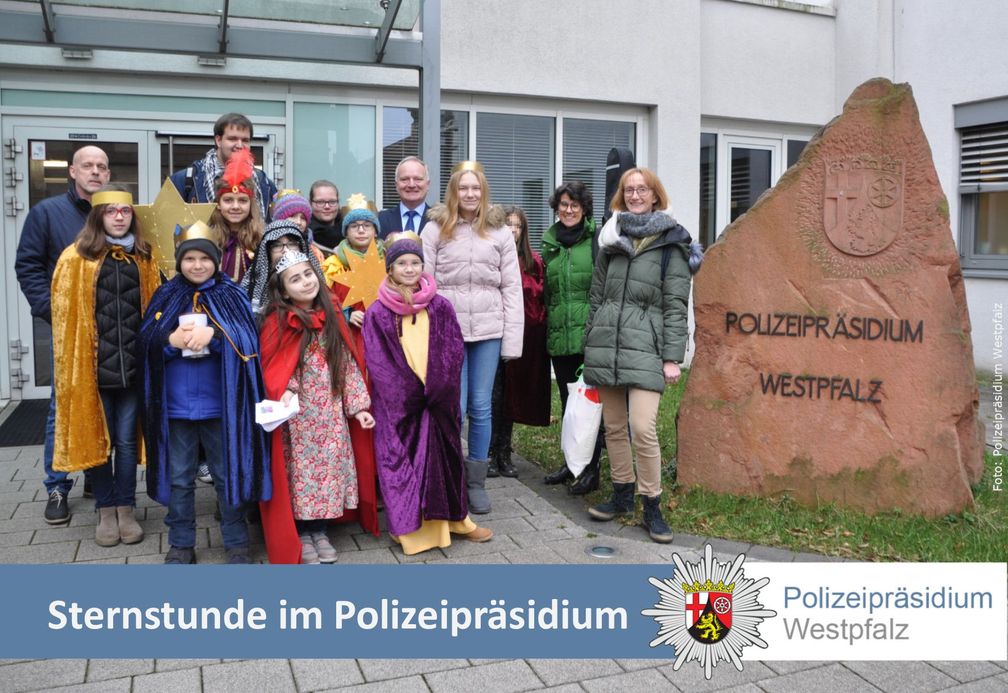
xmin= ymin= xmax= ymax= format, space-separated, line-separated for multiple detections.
xmin=51 ymin=244 xmax=161 ymax=472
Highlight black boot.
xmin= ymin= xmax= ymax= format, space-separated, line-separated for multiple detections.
xmin=641 ymin=495 xmax=674 ymax=543
xmin=544 ymin=465 xmax=573 ymax=485
xmin=487 ymin=453 xmax=500 ymax=478
xmin=588 ymin=482 xmax=635 ymax=521
xmin=497 ymin=420 xmax=517 ymax=478
xmin=569 ymin=457 xmax=600 ymax=495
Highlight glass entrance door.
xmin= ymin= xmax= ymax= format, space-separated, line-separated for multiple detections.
xmin=6 ymin=125 xmax=147 ymax=400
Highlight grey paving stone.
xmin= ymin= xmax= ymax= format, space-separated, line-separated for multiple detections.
xmin=580 ymin=667 xmax=675 ymax=692
xmin=31 ymin=524 xmax=100 ymax=545
xmin=0 ymin=447 xmax=23 ymax=461
xmin=84 ymin=658 xmax=155 ymax=681
xmin=928 ymin=660 xmax=1007 ymax=682
xmin=545 ymin=537 xmax=665 ymax=565
xmin=481 ymin=499 xmax=534 ymax=522
xmin=74 ymin=531 xmax=160 ymax=560
xmin=425 ymin=552 xmax=509 ymax=564
xmin=74 ymin=557 xmax=127 ymax=564
xmin=502 ymin=544 xmax=565 ymax=564
xmin=0 ymin=530 xmax=33 ymax=547
xmin=716 ymin=685 xmax=768 ymax=693
xmin=762 ymin=660 xmax=833 ymax=674
xmin=202 ymin=658 xmax=296 ymax=691
xmin=482 ymin=517 xmax=536 ymax=535
xmin=527 ymin=659 xmax=623 ymax=686
xmin=664 ymin=533 xmax=709 ymax=551
xmin=0 ymin=502 xmax=21 ymax=520
xmin=441 ymin=533 xmax=517 ymax=558
xmin=127 ymin=553 xmax=169 ymax=564
xmin=0 ymin=491 xmax=38 ymax=505
xmin=425 ymin=659 xmax=543 ymax=693
xmin=759 ymin=663 xmax=883 ymax=692
xmin=290 ymin=658 xmax=364 ymax=690
xmin=48 ymin=679 xmax=131 ymax=693
xmin=132 ymin=666 xmax=202 ymax=693
xmin=704 ymin=538 xmax=753 ymax=561
xmin=0 ymin=659 xmax=87 ymax=692
xmin=843 ymin=661 xmax=957 ymax=692
xmin=323 ymin=674 xmax=430 ymax=692
xmin=155 ymin=658 xmax=222 ymax=671
xmin=358 ymin=658 xmax=469 ymax=682
xmin=616 ymin=658 xmax=675 ymax=671
xmin=660 ymin=660 xmax=777 ymax=691
xmin=939 ymin=676 xmax=1008 ymax=692
xmin=335 ymin=547 xmax=399 ymax=564
xmin=0 ymin=540 xmax=78 ymax=563
xmin=508 ymin=529 xmax=573 ymax=548
xmin=524 ymin=513 xmax=573 ymax=531
xmin=791 ymin=551 xmax=841 ymax=562
xmin=745 ymin=545 xmax=799 ymax=562
xmin=353 ymin=531 xmax=398 ymax=550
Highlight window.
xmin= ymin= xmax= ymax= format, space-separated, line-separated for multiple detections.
xmin=563 ymin=118 xmax=635 ymax=226
xmin=699 ymin=133 xmax=717 ymax=248
xmin=293 ymin=102 xmax=375 ymax=199
xmin=381 ymin=107 xmax=469 ymax=208
xmin=476 ymin=112 xmax=555 ymax=249
xmin=958 ymin=119 xmax=1008 ymax=273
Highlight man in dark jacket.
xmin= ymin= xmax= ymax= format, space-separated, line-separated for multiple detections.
xmin=377 ymin=156 xmax=432 ymax=239
xmin=14 ymin=145 xmax=110 ymax=525
xmin=169 ymin=112 xmax=278 ymax=221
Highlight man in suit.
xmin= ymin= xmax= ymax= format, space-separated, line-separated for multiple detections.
xmin=377 ymin=156 xmax=431 ymax=239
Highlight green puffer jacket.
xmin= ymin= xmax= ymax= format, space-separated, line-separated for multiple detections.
xmin=583 ymin=212 xmax=699 ymax=393
xmin=541 ymin=219 xmax=596 ymax=356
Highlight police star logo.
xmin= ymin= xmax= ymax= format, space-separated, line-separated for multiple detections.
xmin=642 ymin=544 xmax=776 ymax=680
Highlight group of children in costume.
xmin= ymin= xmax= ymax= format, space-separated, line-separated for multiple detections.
xmin=50 ymin=164 xmax=510 ymax=563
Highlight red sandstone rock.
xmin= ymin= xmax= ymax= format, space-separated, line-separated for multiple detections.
xmin=677 ymin=78 xmax=984 ymax=518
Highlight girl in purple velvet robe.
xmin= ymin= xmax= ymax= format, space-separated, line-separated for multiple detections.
xmin=362 ymin=232 xmax=494 ymax=555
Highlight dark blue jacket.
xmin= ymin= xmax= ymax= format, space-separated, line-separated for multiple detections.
xmin=163 ymin=277 xmax=224 ymax=421
xmin=169 ymin=151 xmax=278 ymax=222
xmin=14 ymin=184 xmax=90 ymax=322
xmin=377 ymin=202 xmax=430 ymax=240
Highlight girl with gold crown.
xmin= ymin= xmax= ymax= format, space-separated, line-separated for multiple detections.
xmin=51 ymin=183 xmax=161 ymax=548
xmin=209 ymin=148 xmax=264 ymax=284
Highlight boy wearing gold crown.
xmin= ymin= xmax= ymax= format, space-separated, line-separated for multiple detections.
xmin=138 ymin=222 xmax=271 ymax=564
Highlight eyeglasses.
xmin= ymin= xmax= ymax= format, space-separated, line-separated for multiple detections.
xmin=103 ymin=206 xmax=133 ymax=217
xmin=558 ymin=201 xmax=582 ymax=211
xmin=312 ymin=199 xmax=339 ymax=207
xmin=346 ymin=222 xmax=374 ymax=232
xmin=270 ymin=239 xmax=300 ymax=251
xmin=624 ymin=186 xmax=651 ymax=198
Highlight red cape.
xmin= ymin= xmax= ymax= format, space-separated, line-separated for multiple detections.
xmin=258 ymin=292 xmax=379 ymax=565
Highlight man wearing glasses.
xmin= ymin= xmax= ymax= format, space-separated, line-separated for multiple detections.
xmin=307 ymin=179 xmax=342 ymax=253
xmin=377 ymin=156 xmax=432 ymax=240
xmin=14 ymin=145 xmax=111 ymax=526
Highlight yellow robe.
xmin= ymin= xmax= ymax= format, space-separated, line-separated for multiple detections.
xmin=51 ymin=245 xmax=161 ymax=472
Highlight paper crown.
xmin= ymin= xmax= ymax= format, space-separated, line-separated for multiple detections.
xmin=91 ymin=190 xmax=133 ymax=207
xmin=384 ymin=230 xmax=422 ymax=247
xmin=217 ymin=149 xmax=255 ymax=197
xmin=173 ymin=220 xmax=221 ymax=248
xmin=451 ymin=160 xmax=484 ymax=175
xmin=274 ymin=248 xmax=310 ymax=275
xmin=340 ymin=192 xmax=379 ymax=218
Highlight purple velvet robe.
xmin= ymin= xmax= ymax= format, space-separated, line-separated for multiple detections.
xmin=362 ymin=294 xmax=468 ymax=536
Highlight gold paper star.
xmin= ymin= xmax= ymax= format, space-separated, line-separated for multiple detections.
xmin=133 ymin=178 xmax=217 ymax=277
xmin=332 ymin=240 xmax=386 ymax=309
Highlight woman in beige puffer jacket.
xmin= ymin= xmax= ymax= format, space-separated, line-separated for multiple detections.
xmin=420 ymin=162 xmax=524 ymax=515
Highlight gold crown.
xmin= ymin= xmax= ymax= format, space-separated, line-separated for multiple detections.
xmin=681 ymin=579 xmax=735 ymax=594
xmin=174 ymin=220 xmax=221 ymax=248
xmin=91 ymin=190 xmax=133 ymax=207
xmin=451 ymin=160 xmax=484 ymax=175
xmin=384 ymin=231 xmax=422 ymax=247
xmin=340 ymin=192 xmax=378 ymax=218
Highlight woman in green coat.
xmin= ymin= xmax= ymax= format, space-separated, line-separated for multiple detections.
xmin=541 ymin=181 xmax=604 ymax=494
xmin=582 ymin=168 xmax=702 ymax=543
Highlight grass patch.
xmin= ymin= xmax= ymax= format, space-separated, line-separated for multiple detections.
xmin=513 ymin=371 xmax=1006 ymax=561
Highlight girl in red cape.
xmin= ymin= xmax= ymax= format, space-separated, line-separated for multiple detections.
xmin=258 ymin=250 xmax=380 ymax=564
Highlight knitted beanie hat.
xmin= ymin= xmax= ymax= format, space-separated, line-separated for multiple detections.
xmin=341 ymin=206 xmax=381 ymax=235
xmin=175 ymin=238 xmax=221 ymax=273
xmin=271 ymin=189 xmax=312 ymax=223
xmin=384 ymin=231 xmax=424 ymax=269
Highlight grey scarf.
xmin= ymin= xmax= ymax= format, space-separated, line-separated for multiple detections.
xmin=611 ymin=211 xmax=677 ymax=256
xmin=105 ymin=233 xmax=135 ymax=253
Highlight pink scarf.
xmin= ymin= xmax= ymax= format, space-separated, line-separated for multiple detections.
xmin=377 ymin=272 xmax=437 ymax=316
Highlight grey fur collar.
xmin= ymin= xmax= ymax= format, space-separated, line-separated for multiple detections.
xmin=610 ymin=211 xmax=677 ymax=257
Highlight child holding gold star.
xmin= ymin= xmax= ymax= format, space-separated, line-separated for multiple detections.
xmin=322 ymin=195 xmax=386 ymax=330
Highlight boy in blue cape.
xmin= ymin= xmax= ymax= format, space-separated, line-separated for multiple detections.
xmin=139 ymin=221 xmax=271 ymax=564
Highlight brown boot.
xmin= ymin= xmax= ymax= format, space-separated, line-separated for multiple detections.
xmin=463 ymin=525 xmax=494 ymax=543
xmin=95 ymin=507 xmax=120 ymax=547
xmin=117 ymin=506 xmax=144 ymax=544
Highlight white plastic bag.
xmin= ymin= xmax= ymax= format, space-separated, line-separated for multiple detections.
xmin=560 ymin=373 xmax=602 ymax=477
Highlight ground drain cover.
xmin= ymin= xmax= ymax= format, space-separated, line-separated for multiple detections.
xmin=586 ymin=545 xmax=617 ymax=559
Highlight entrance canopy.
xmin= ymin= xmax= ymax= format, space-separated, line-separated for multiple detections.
xmin=0 ymin=0 xmax=442 ymax=191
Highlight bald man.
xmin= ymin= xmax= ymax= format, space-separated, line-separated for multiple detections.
xmin=15 ymin=145 xmax=111 ymax=525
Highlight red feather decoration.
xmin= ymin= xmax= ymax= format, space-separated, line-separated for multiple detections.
xmin=217 ymin=148 xmax=255 ymax=198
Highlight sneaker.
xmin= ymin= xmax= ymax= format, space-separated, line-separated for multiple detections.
xmin=226 ymin=547 xmax=251 ymax=564
xmin=164 ymin=546 xmax=196 ymax=564
xmin=197 ymin=463 xmax=213 ymax=484
xmin=44 ymin=489 xmax=71 ymax=525
xmin=312 ymin=532 xmax=337 ymax=563
xmin=300 ymin=533 xmax=320 ymax=564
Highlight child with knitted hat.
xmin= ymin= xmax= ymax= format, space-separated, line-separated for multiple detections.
xmin=271 ymin=189 xmax=325 ymax=266
xmin=138 ymin=221 xmax=271 ymax=564
xmin=322 ymin=194 xmax=385 ymax=329
xmin=362 ymin=232 xmax=493 ymax=555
